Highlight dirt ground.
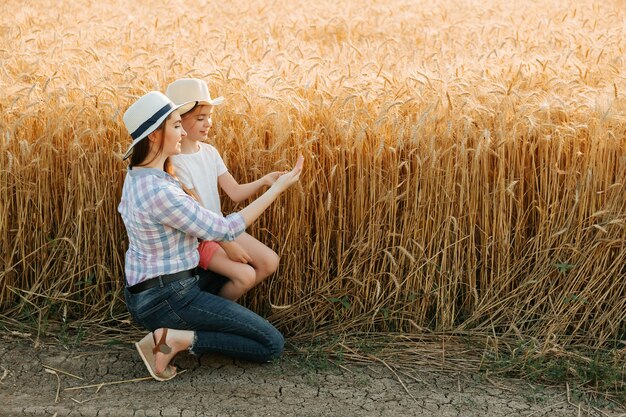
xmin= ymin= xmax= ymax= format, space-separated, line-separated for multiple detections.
xmin=1 ymin=334 xmax=624 ymax=417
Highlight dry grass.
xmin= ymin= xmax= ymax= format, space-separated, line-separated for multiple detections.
xmin=0 ymin=0 xmax=625 ymax=364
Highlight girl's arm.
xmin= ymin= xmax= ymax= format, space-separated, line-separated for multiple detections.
xmin=218 ymin=171 xmax=285 ymax=203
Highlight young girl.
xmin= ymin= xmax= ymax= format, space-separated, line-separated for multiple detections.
xmin=119 ymin=91 xmax=303 ymax=381
xmin=165 ymin=78 xmax=285 ymax=301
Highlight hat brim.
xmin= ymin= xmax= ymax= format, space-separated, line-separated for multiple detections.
xmin=122 ymin=101 xmax=192 ymax=160
xmin=178 ymin=96 xmax=225 ymax=115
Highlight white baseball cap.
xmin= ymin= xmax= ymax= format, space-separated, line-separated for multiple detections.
xmin=165 ymin=78 xmax=224 ymax=115
xmin=122 ymin=91 xmax=191 ymax=160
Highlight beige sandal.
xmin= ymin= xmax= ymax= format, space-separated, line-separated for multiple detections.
xmin=135 ymin=329 xmax=177 ymax=382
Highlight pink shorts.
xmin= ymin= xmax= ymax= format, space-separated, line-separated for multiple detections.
xmin=197 ymin=240 xmax=220 ymax=269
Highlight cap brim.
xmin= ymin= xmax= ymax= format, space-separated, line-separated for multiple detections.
xmin=122 ymin=101 xmax=192 ymax=160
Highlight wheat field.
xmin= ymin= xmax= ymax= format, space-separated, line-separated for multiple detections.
xmin=0 ymin=0 xmax=625 ymax=358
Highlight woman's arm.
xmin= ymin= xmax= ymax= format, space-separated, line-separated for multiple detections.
xmin=236 ymin=156 xmax=303 ymax=226
xmin=151 ymin=155 xmax=303 ymax=240
xmin=219 ymin=240 xmax=252 ymax=263
xmin=150 ymin=187 xmax=246 ymax=242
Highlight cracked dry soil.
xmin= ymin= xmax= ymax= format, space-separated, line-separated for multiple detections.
xmin=1 ymin=336 xmax=624 ymax=417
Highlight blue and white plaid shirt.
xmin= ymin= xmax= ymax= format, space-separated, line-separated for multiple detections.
xmin=118 ymin=168 xmax=246 ymax=287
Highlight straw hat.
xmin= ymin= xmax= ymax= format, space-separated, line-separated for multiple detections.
xmin=165 ymin=78 xmax=224 ymax=115
xmin=122 ymin=91 xmax=191 ymax=160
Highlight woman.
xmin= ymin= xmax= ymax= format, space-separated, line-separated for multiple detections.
xmin=119 ymin=91 xmax=303 ymax=381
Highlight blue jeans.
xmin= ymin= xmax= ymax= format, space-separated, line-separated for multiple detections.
xmin=123 ymin=275 xmax=284 ymax=362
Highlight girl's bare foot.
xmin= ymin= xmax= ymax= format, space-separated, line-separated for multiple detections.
xmin=153 ymin=328 xmax=194 ymax=375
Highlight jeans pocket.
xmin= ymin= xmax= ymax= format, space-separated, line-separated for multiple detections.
xmin=171 ymin=276 xmax=199 ymax=297
xmin=128 ymin=285 xmax=168 ymax=313
xmin=126 ymin=285 xmax=187 ymax=330
xmin=134 ymin=299 xmax=187 ymax=330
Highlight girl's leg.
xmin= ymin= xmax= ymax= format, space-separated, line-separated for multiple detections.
xmin=234 ymin=232 xmax=280 ymax=285
xmin=206 ymin=247 xmax=257 ymax=300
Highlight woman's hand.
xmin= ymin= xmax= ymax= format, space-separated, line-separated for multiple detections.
xmin=237 ymin=155 xmax=304 ymax=227
xmin=220 ymin=241 xmax=252 ymax=264
xmin=271 ymin=155 xmax=304 ymax=193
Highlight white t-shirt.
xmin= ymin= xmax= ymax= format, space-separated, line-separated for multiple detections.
xmin=170 ymin=143 xmax=228 ymax=215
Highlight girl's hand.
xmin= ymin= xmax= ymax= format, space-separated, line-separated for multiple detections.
xmin=262 ymin=171 xmax=287 ymax=187
xmin=271 ymin=155 xmax=304 ymax=193
xmin=220 ymin=241 xmax=252 ymax=264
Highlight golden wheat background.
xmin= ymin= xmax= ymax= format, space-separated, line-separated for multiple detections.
xmin=1 ymin=0 xmax=625 ymax=351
